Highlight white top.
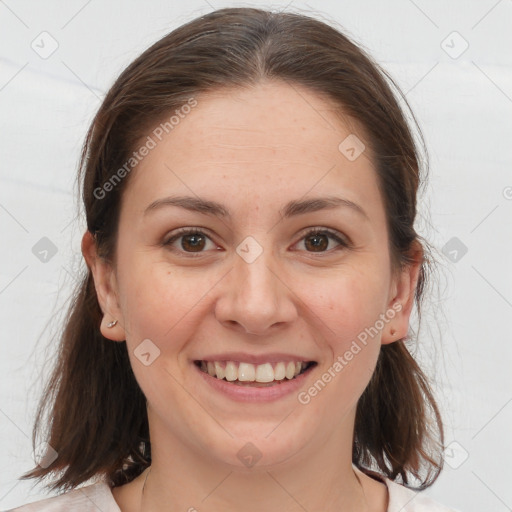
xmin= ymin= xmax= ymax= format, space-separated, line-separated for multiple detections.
xmin=7 ymin=478 xmax=460 ymax=511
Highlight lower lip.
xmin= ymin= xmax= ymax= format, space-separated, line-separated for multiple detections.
xmin=194 ymin=363 xmax=315 ymax=403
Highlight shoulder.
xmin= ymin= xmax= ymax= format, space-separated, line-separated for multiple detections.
xmin=7 ymin=476 xmax=461 ymax=512
xmin=384 ymin=478 xmax=461 ymax=512
xmin=6 ymin=481 xmax=120 ymax=512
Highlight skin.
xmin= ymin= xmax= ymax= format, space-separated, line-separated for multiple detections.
xmin=82 ymin=79 xmax=421 ymax=512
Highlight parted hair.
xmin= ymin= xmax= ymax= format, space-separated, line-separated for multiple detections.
xmin=22 ymin=7 xmax=444 ymax=492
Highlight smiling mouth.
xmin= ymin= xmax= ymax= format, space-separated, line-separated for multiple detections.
xmin=194 ymin=360 xmax=317 ymax=387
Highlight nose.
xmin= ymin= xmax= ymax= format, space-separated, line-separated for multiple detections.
xmin=214 ymin=248 xmax=298 ymax=336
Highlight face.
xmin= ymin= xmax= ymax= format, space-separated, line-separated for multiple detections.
xmin=84 ymin=79 xmax=419 ymax=471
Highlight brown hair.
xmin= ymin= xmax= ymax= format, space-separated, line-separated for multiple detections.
xmin=21 ymin=6 xmax=444 ymax=493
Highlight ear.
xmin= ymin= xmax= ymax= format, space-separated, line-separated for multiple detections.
xmin=381 ymin=241 xmax=423 ymax=345
xmin=81 ymin=230 xmax=126 ymax=342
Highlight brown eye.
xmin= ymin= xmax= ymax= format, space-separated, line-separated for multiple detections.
xmin=296 ymin=228 xmax=349 ymax=253
xmin=304 ymin=233 xmax=329 ymax=252
xmin=164 ymin=228 xmax=217 ymax=255
xmin=181 ymin=233 xmax=206 ymax=252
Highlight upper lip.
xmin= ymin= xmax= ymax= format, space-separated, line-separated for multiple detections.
xmin=194 ymin=352 xmax=317 ymax=365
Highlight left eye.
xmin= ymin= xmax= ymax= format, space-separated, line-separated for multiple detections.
xmin=294 ymin=228 xmax=348 ymax=253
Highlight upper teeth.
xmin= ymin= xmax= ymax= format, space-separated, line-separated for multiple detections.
xmin=200 ymin=361 xmax=305 ymax=382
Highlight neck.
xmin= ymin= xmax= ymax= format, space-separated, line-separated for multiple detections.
xmin=138 ymin=413 xmax=370 ymax=512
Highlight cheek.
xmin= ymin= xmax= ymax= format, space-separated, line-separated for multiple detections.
xmin=298 ymin=270 xmax=386 ymax=400
xmin=303 ymin=268 xmax=388 ymax=345
xmin=303 ymin=281 xmax=383 ymax=413
xmin=118 ymin=258 xmax=218 ymax=348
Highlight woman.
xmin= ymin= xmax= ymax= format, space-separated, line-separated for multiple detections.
xmin=11 ymin=7 xmax=459 ymax=512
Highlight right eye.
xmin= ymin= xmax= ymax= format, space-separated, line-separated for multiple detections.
xmin=163 ymin=228 xmax=220 ymax=256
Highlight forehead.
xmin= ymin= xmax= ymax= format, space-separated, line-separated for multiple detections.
xmin=160 ymin=80 xmax=365 ymax=164
xmin=122 ymin=79 xmax=382 ymax=221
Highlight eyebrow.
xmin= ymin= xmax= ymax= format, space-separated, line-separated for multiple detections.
xmin=143 ymin=195 xmax=369 ymax=221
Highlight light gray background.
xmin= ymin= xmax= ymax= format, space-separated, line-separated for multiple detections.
xmin=1 ymin=1 xmax=511 ymax=510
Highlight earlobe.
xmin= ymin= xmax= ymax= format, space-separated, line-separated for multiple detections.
xmin=382 ymin=243 xmax=423 ymax=345
xmin=81 ymin=231 xmax=126 ymax=342
xmin=99 ymin=315 xmax=126 ymax=342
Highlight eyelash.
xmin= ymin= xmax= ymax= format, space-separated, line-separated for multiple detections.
xmin=163 ymin=226 xmax=350 ymax=257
